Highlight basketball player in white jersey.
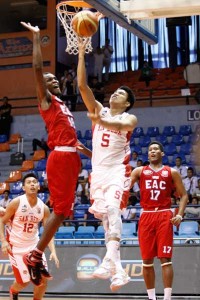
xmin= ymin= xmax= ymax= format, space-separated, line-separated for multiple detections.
xmin=0 ymin=173 xmax=59 ymax=300
xmin=77 ymin=39 xmax=137 ymax=291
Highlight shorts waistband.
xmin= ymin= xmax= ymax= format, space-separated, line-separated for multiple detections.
xmin=54 ymin=146 xmax=76 ymax=152
xmin=143 ymin=208 xmax=171 ymax=213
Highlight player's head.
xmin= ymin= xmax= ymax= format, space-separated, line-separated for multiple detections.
xmin=22 ymin=172 xmax=38 ymax=185
xmin=148 ymin=141 xmax=164 ymax=163
xmin=110 ymin=86 xmax=135 ymax=112
xmin=43 ymin=72 xmax=62 ymax=96
xmin=22 ymin=173 xmax=39 ymax=194
xmin=120 ymin=86 xmax=135 ymax=112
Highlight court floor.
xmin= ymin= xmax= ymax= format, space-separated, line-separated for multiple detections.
xmin=1 ymin=294 xmax=200 ymax=300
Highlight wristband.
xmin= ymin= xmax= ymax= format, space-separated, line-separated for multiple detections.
xmin=176 ymin=214 xmax=183 ymax=221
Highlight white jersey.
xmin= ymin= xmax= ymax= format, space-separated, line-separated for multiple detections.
xmin=92 ymin=107 xmax=131 ymax=168
xmin=7 ymin=194 xmax=45 ymax=248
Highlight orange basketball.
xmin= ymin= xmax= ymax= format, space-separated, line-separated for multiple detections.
xmin=71 ymin=10 xmax=99 ymax=37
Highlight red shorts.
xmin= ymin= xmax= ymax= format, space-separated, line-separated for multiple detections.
xmin=138 ymin=210 xmax=173 ymax=260
xmin=46 ymin=150 xmax=80 ymax=217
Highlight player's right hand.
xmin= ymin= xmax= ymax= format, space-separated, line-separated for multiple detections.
xmin=20 ymin=22 xmax=40 ymax=33
xmin=1 ymin=240 xmax=11 ymax=256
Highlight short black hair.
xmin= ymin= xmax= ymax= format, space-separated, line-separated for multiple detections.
xmin=22 ymin=172 xmax=38 ymax=185
xmin=148 ymin=141 xmax=164 ymax=152
xmin=119 ymin=86 xmax=135 ymax=112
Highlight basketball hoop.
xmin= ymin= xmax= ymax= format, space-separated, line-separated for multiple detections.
xmin=56 ymin=1 xmax=94 ymax=55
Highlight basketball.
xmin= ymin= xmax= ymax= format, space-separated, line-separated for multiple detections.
xmin=71 ymin=10 xmax=99 ymax=37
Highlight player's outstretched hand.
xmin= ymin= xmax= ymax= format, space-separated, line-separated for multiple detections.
xmin=1 ymin=240 xmax=11 ymax=256
xmin=77 ymin=37 xmax=90 ymax=54
xmin=49 ymin=252 xmax=60 ymax=268
xmin=170 ymin=214 xmax=183 ymax=226
xmin=21 ymin=22 xmax=40 ymax=33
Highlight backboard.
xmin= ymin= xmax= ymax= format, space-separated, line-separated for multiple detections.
xmin=84 ymin=0 xmax=158 ymax=45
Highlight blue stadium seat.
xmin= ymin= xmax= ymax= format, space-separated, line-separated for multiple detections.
xmin=132 ymin=127 xmax=144 ymax=138
xmin=55 ymin=226 xmax=76 ymax=245
xmin=10 ymin=181 xmax=23 ymax=194
xmin=146 ymin=126 xmax=160 ymax=137
xmin=76 ymin=130 xmax=83 ymax=139
xmin=162 ymin=126 xmax=176 ymax=136
xmin=164 ymin=143 xmax=177 ymax=156
xmin=74 ymin=226 xmax=95 ymax=242
xmin=162 ymin=155 xmax=169 ymax=165
xmin=93 ymin=225 xmax=105 ymax=239
xmin=122 ymin=222 xmax=137 ymax=237
xmin=171 ymin=134 xmax=184 ymax=146
xmin=84 ymin=129 xmax=92 ymax=140
xmin=38 ymin=192 xmax=49 ymax=203
xmin=178 ymin=221 xmax=199 ymax=235
xmin=35 ymin=159 xmax=47 ymax=171
xmin=84 ymin=159 xmax=92 ymax=170
xmin=179 ymin=143 xmax=192 ymax=155
xmin=138 ymin=136 xmax=151 ymax=147
xmin=155 ymin=135 xmax=169 ymax=146
xmin=0 ymin=135 xmax=8 ymax=143
xmin=131 ymin=145 xmax=142 ymax=155
xmin=178 ymin=125 xmax=192 ymax=136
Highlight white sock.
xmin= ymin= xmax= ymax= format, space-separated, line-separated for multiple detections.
xmin=164 ymin=287 xmax=172 ymax=299
xmin=105 ymin=240 xmax=120 ymax=261
xmin=147 ymin=288 xmax=156 ymax=300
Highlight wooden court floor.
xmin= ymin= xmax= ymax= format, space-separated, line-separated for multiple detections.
xmin=1 ymin=294 xmax=200 ymax=300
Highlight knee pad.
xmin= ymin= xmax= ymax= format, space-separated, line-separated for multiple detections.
xmin=107 ymin=206 xmax=122 ymax=240
xmin=142 ymin=263 xmax=154 ymax=268
xmin=161 ymin=262 xmax=172 ymax=267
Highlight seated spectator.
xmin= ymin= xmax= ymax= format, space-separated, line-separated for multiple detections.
xmin=89 ymin=76 xmax=105 ymax=105
xmin=39 ymin=170 xmax=49 ymax=193
xmin=76 ymin=182 xmax=90 ymax=205
xmin=184 ymin=196 xmax=200 ymax=221
xmin=173 ymin=156 xmax=188 ymax=179
xmin=193 ymin=178 xmax=200 ymax=199
xmin=139 ymin=60 xmax=154 ymax=87
xmin=0 ymin=96 xmax=12 ymax=139
xmin=183 ymin=167 xmax=199 ymax=201
xmin=129 ymin=151 xmax=139 ymax=170
xmin=0 ymin=190 xmax=12 ymax=209
xmin=30 ymin=127 xmax=49 ymax=157
xmin=84 ymin=209 xmax=101 ymax=229
xmin=121 ymin=196 xmax=137 ymax=222
xmin=137 ymin=159 xmax=143 ymax=167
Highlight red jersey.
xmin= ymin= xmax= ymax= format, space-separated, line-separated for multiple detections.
xmin=139 ymin=165 xmax=173 ymax=210
xmin=39 ymin=95 xmax=77 ymax=149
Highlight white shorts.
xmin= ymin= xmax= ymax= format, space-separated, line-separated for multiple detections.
xmin=9 ymin=244 xmax=47 ymax=284
xmin=89 ymin=165 xmax=131 ymax=216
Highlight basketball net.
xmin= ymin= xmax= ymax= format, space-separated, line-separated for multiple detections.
xmin=56 ymin=1 xmax=93 ymax=55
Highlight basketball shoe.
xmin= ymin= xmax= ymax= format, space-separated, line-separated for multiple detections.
xmin=92 ymin=258 xmax=116 ymax=280
xmin=110 ymin=269 xmax=130 ymax=292
xmin=23 ymin=250 xmax=52 ymax=286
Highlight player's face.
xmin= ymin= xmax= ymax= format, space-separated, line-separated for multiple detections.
xmin=44 ymin=73 xmax=61 ymax=96
xmin=23 ymin=177 xmax=39 ymax=194
xmin=109 ymin=89 xmax=130 ymax=110
xmin=148 ymin=144 xmax=163 ymax=163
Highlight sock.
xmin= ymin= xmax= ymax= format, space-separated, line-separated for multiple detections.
xmin=115 ymin=248 xmax=124 ymax=272
xmin=10 ymin=287 xmax=18 ymax=300
xmin=147 ymin=288 xmax=156 ymax=300
xmin=164 ymin=287 xmax=172 ymax=299
xmin=105 ymin=240 xmax=120 ymax=262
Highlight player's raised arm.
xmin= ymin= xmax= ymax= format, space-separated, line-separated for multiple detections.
xmin=20 ymin=22 xmax=51 ymax=110
xmin=77 ymin=38 xmax=103 ymax=114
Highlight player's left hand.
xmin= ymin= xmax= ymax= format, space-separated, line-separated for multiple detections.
xmin=49 ymin=252 xmax=60 ymax=268
xmin=87 ymin=107 xmax=101 ymax=124
xmin=170 ymin=215 xmax=182 ymax=226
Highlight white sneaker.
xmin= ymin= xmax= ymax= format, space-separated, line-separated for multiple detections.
xmin=92 ymin=258 xmax=115 ymax=280
xmin=110 ymin=270 xmax=130 ymax=292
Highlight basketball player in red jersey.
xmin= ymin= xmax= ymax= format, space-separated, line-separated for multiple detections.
xmin=19 ymin=22 xmax=90 ymax=286
xmin=131 ymin=141 xmax=188 ymax=300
